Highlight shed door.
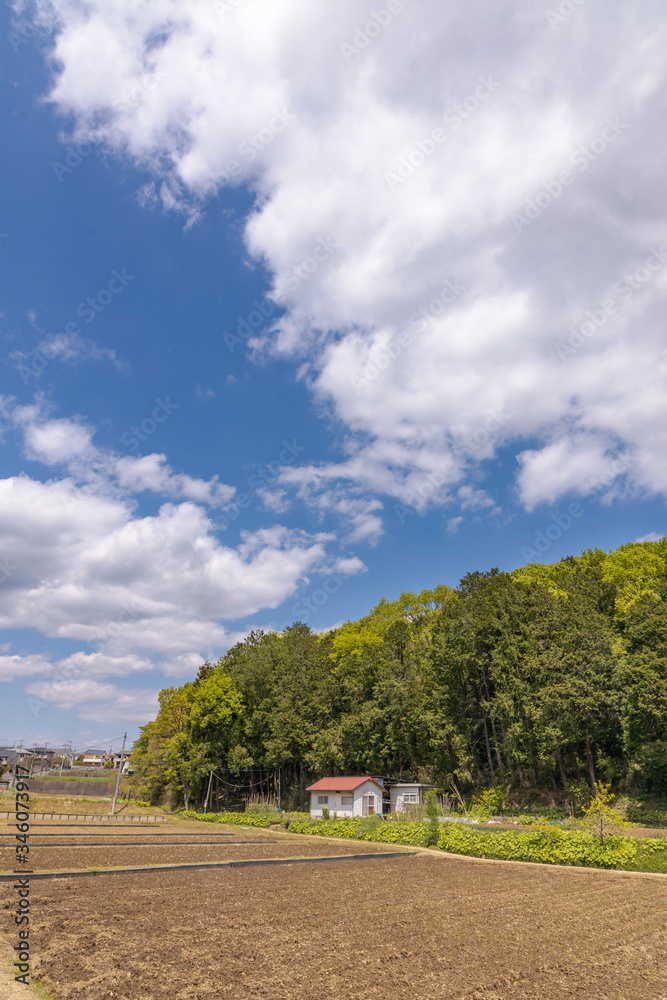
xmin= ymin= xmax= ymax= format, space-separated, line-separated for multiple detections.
xmin=362 ymin=794 xmax=375 ymax=817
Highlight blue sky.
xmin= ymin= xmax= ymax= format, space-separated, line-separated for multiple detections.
xmin=1 ymin=0 xmax=665 ymax=752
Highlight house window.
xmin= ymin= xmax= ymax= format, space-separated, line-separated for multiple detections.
xmin=317 ymin=795 xmax=329 ymax=805
xmin=340 ymin=795 xmax=353 ymax=806
xmin=403 ymin=793 xmax=418 ymax=804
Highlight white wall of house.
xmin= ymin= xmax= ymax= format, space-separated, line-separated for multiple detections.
xmin=390 ymin=784 xmax=425 ymax=812
xmin=309 ymin=780 xmax=383 ymax=819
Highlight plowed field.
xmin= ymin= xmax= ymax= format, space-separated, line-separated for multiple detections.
xmin=3 ymin=851 xmax=665 ymax=1000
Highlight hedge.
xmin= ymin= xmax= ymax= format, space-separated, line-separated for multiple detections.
xmin=180 ymin=810 xmax=272 ymax=828
xmin=287 ymin=817 xmax=432 ymax=847
xmin=436 ymin=823 xmax=638 ymax=869
xmin=180 ymin=811 xmax=667 ymax=872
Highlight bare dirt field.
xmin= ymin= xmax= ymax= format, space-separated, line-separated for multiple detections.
xmin=0 ymin=821 xmax=406 ymax=872
xmin=2 ymin=851 xmax=665 ymax=1000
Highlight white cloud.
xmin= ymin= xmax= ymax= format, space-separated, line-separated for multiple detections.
xmin=0 ymin=653 xmax=54 ymax=683
xmin=24 ymin=0 xmax=667 ymax=520
xmin=115 ymin=454 xmax=235 ymax=506
xmin=516 ymin=435 xmax=630 ymax=511
xmin=0 ymin=470 xmax=348 ymax=726
xmin=1 ymin=398 xmax=236 ymax=507
xmin=25 ymin=678 xmax=160 ymax=724
xmin=22 ymin=414 xmax=95 ymax=465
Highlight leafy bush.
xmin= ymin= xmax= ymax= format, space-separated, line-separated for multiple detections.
xmin=284 ymin=813 xmax=667 ymax=872
xmin=426 ymin=791 xmax=439 ymax=846
xmin=627 ymin=838 xmax=667 ymax=872
xmin=437 ymin=823 xmax=638 ymax=869
xmin=473 ymin=786 xmax=507 ymax=813
xmin=181 ymin=810 xmax=273 ymax=828
xmin=625 ymin=806 xmax=667 ymax=827
xmin=288 ymin=817 xmax=431 ymax=847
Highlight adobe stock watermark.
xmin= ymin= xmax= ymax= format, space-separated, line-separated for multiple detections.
xmin=51 ymin=71 xmax=168 ymax=182
xmin=290 ymin=571 xmax=350 ymax=619
xmin=520 ymin=502 xmax=583 ymax=562
xmin=385 ymin=76 xmax=501 ymax=191
xmin=209 ymin=439 xmax=306 ymax=530
xmin=555 ymin=245 xmax=667 ymax=362
xmin=340 ymin=1 xmax=415 ymax=62
xmin=28 ymin=599 xmax=143 ymax=718
xmin=120 ymin=397 xmax=180 ymax=453
xmin=113 ymin=70 xmax=169 ymax=120
xmin=17 ymin=326 xmax=82 ymax=385
xmin=511 ymin=117 xmax=628 ymax=234
xmin=86 ymin=599 xmax=142 ymax=649
xmin=17 ymin=268 xmax=135 ymax=384
xmin=449 ymin=407 xmax=509 ymax=461
xmin=351 ymin=277 xmax=466 ymax=392
xmin=198 ymin=108 xmax=296 ymax=197
xmin=546 ymin=0 xmax=588 ymax=30
xmin=214 ymin=0 xmax=248 ymax=15
xmin=224 ymin=235 xmax=339 ymax=353
xmin=51 ymin=136 xmax=105 ymax=183
xmin=0 ymin=556 xmax=17 ymax=584
xmin=582 ymin=453 xmax=632 ymax=505
xmin=394 ymin=469 xmax=449 ymax=525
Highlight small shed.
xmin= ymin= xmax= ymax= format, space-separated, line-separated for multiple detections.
xmin=306 ymin=777 xmax=384 ymax=820
xmin=390 ymin=782 xmax=436 ymax=812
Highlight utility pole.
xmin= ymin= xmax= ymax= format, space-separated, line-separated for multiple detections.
xmin=278 ymin=769 xmax=281 ymax=811
xmin=111 ymin=733 xmax=127 ymax=816
xmin=203 ymin=770 xmax=213 ymax=812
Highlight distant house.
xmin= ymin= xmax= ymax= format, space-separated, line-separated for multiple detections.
xmin=106 ymin=752 xmax=130 ymax=770
xmin=81 ymin=751 xmax=107 ymax=768
xmin=306 ymin=777 xmax=384 ymax=819
xmin=389 ymin=782 xmax=436 ymax=812
xmin=0 ymin=748 xmax=18 ymax=768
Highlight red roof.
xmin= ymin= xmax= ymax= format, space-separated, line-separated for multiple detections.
xmin=306 ymin=776 xmax=383 ymax=792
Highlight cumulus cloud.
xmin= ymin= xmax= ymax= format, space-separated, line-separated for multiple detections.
xmin=0 ymin=475 xmax=333 ymax=635
xmin=0 ymin=469 xmax=347 ymax=727
xmin=0 ymin=653 xmax=54 ymax=683
xmin=19 ymin=0 xmax=667 ymax=523
xmin=115 ymin=454 xmax=235 ymax=506
xmin=1 ymin=397 xmax=236 ymax=507
xmin=25 ymin=678 xmax=160 ymax=724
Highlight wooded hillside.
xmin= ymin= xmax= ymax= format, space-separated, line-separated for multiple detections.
xmin=130 ymin=539 xmax=667 ymax=807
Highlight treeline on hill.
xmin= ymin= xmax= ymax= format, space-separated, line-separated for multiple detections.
xmin=130 ymin=540 xmax=667 ymax=809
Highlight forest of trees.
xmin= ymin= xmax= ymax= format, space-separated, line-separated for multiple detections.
xmin=129 ymin=539 xmax=667 ymax=809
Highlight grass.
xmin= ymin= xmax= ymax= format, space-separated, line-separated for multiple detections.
xmin=0 ymin=790 xmax=166 ymax=816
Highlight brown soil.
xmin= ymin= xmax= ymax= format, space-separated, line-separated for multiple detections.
xmin=2 ymin=853 xmax=665 ymax=1000
xmin=0 ymin=836 xmax=400 ymax=872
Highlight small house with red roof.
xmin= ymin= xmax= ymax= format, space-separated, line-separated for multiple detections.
xmin=306 ymin=776 xmax=384 ymax=819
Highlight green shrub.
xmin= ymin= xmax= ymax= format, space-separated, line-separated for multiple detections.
xmin=626 ymin=806 xmax=667 ymax=827
xmin=288 ymin=817 xmax=431 ymax=847
xmin=181 ymin=810 xmax=273 ymax=828
xmin=436 ymin=823 xmax=638 ymax=869
xmin=426 ymin=791 xmax=439 ymax=846
xmin=284 ymin=814 xmax=667 ymax=873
